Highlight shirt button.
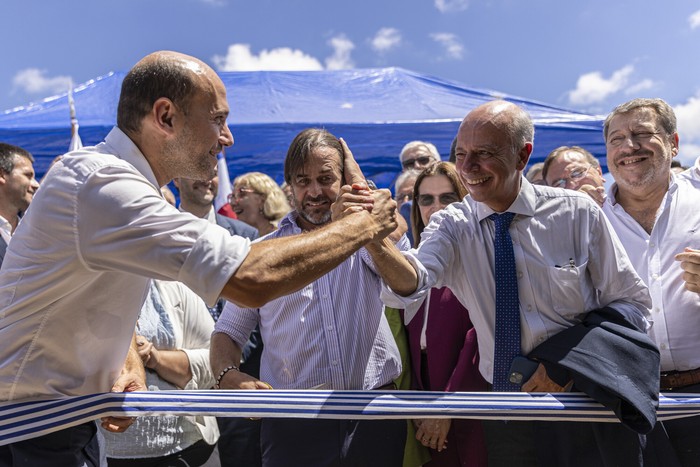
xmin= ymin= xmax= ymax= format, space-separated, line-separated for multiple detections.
xmin=652 ymin=273 xmax=659 ymax=280
xmin=527 ymin=304 xmax=533 ymax=312
xmin=653 ymin=308 xmax=660 ymax=313
xmin=327 ymin=325 xmax=334 ymax=331
xmin=649 ymin=243 xmax=655 ymax=248
xmin=517 ymin=271 xmax=523 ymax=279
xmin=322 ymin=294 xmax=329 ymax=299
xmin=331 ymin=360 xmax=339 ymax=366
xmin=660 ymin=343 xmax=668 ymax=350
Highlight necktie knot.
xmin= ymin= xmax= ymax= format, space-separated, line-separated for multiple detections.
xmin=489 ymin=212 xmax=516 ymax=231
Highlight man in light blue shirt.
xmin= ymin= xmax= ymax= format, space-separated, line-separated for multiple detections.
xmin=212 ymin=128 xmax=407 ymax=467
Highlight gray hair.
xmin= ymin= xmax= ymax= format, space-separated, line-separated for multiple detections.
xmin=399 ymin=141 xmax=441 ymax=162
xmin=603 ymin=98 xmax=677 ymax=140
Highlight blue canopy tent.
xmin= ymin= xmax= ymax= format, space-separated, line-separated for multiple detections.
xmin=0 ymin=67 xmax=606 ymax=188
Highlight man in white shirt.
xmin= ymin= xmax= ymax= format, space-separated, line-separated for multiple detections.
xmin=0 ymin=51 xmax=398 ymax=467
xmin=0 ymin=143 xmax=39 ymax=267
xmin=602 ymin=98 xmax=700 ymax=466
xmin=350 ymin=100 xmax=652 ymax=466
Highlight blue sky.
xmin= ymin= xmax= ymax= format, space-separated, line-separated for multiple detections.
xmin=3 ymin=0 xmax=700 ymax=165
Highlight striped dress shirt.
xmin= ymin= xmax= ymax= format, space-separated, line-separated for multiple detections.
xmin=216 ymin=211 xmax=405 ymax=390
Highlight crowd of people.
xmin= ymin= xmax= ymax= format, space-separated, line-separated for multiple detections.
xmin=0 ymin=50 xmax=699 ymax=467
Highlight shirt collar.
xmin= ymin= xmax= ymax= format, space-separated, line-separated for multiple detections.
xmin=103 ymin=127 xmax=161 ymax=192
xmin=605 ymin=174 xmax=676 ymax=208
xmin=474 ymin=175 xmax=536 ymax=222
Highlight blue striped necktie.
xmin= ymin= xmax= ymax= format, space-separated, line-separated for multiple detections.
xmin=489 ymin=212 xmax=521 ymax=392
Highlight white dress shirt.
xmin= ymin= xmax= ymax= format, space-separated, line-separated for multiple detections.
xmin=382 ymin=178 xmax=651 ymax=383
xmin=603 ymin=175 xmax=700 ymax=372
xmin=0 ymin=127 xmax=250 ymax=401
xmin=216 ymin=211 xmax=404 ymax=390
xmin=0 ymin=215 xmax=11 ymax=246
xmin=678 ymin=155 xmax=700 ymax=182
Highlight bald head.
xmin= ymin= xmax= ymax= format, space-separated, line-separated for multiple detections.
xmin=461 ymin=100 xmax=534 ymax=153
xmin=117 ymin=51 xmax=220 ymax=136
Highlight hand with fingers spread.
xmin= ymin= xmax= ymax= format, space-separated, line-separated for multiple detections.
xmin=675 ymin=247 xmax=700 ymax=294
xmin=415 ymin=418 xmax=451 ymax=452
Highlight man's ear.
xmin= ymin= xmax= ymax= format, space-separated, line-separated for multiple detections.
xmin=671 ymin=132 xmax=680 ymax=157
xmin=516 ymin=142 xmax=533 ymax=171
xmin=152 ymin=98 xmax=177 ymax=135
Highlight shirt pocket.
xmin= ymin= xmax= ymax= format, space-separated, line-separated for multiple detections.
xmin=548 ymin=261 xmax=587 ymax=316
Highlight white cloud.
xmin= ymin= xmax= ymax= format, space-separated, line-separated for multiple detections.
xmin=675 ymin=93 xmax=700 ymax=142
xmin=212 ymin=44 xmax=323 ymax=71
xmin=625 ymin=79 xmax=655 ymax=95
xmin=430 ymin=33 xmax=464 ymax=60
xmin=325 ymin=35 xmax=355 ymax=70
xmin=12 ymin=68 xmax=72 ymax=95
xmin=371 ymin=27 xmax=402 ymax=53
xmin=689 ymin=10 xmax=700 ymax=29
xmin=434 ymin=0 xmax=469 ymax=13
xmin=567 ymin=65 xmax=634 ymax=106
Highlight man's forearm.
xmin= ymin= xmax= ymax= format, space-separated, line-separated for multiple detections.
xmin=222 ymin=210 xmax=391 ymax=308
xmin=365 ymin=237 xmax=419 ymax=296
xmin=210 ymin=332 xmax=243 ymax=377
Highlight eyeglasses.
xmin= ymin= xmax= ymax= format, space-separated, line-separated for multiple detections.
xmin=550 ymin=165 xmax=593 ymax=189
xmin=395 ymin=192 xmax=413 ymax=202
xmin=416 ymin=192 xmax=461 ymax=207
xmin=228 ymin=187 xmax=259 ymax=202
xmin=402 ymin=156 xmax=433 ymax=169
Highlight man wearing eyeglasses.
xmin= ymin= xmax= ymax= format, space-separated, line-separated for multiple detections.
xmin=399 ymin=140 xmax=441 ymax=171
xmin=541 ymin=146 xmax=607 ymax=206
xmin=601 ymin=98 xmax=700 ymax=466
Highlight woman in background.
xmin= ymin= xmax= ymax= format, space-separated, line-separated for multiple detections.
xmin=229 ymin=172 xmax=290 ymax=237
xmin=102 ymin=280 xmax=220 ymax=467
xmin=406 ymin=161 xmax=488 ymax=467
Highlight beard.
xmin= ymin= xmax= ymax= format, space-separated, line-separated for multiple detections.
xmin=297 ymin=195 xmax=332 ymax=226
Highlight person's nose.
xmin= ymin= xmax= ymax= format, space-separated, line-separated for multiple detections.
xmin=220 ymin=124 xmax=234 ymax=147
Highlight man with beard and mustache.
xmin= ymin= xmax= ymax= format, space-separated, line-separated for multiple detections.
xmin=601 ymin=98 xmax=700 ymax=466
xmin=0 ymin=52 xmax=399 ymax=467
xmin=0 ymin=143 xmax=39 ymax=267
xmin=211 ymin=128 xmax=409 ymax=467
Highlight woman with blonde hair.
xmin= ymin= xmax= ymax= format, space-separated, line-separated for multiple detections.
xmin=229 ymin=172 xmax=291 ymax=237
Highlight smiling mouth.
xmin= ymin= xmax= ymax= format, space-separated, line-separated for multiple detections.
xmin=465 ymin=176 xmax=490 ymax=186
xmin=618 ymin=157 xmax=647 ymax=166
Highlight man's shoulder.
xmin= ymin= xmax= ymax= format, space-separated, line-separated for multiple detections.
xmin=215 ymin=214 xmax=259 ymax=240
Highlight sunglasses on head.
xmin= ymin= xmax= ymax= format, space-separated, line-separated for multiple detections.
xmin=416 ymin=192 xmax=461 ymax=207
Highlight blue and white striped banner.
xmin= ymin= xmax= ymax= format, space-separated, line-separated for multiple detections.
xmin=2 ymin=390 xmax=699 ymax=446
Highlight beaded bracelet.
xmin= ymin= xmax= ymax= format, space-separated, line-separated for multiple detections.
xmin=214 ymin=364 xmax=239 ymax=389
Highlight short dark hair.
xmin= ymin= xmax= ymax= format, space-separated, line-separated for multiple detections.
xmin=284 ymin=128 xmax=343 ymax=184
xmin=541 ymin=146 xmax=598 ymax=181
xmin=0 ymin=143 xmax=33 ymax=174
xmin=603 ymin=98 xmax=677 ymax=141
xmin=117 ymin=58 xmax=198 ymax=135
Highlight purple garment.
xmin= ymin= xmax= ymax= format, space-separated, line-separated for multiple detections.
xmin=404 ymin=287 xmax=488 ymax=467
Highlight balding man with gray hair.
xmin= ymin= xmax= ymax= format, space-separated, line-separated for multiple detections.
xmin=399 ymin=140 xmax=441 ymax=171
